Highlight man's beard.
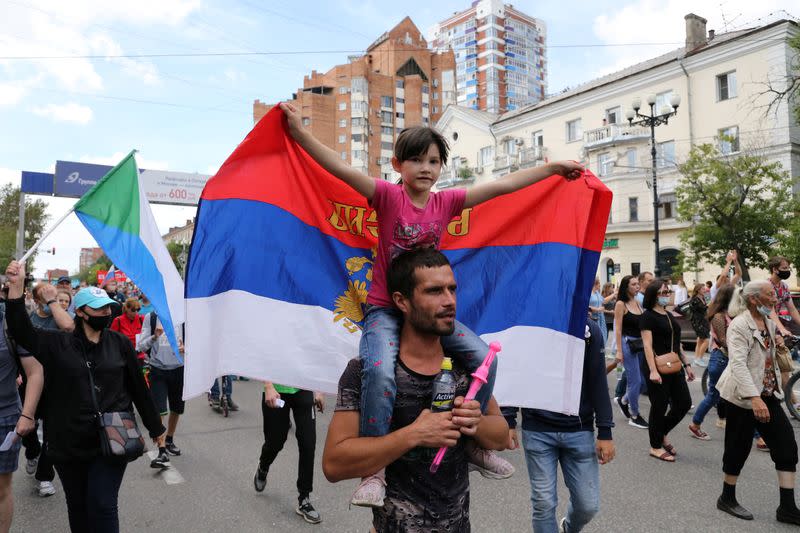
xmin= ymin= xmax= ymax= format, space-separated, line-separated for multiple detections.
xmin=407 ymin=304 xmax=455 ymax=337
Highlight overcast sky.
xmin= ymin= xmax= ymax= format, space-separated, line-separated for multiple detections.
xmin=1 ymin=0 xmax=796 ymax=276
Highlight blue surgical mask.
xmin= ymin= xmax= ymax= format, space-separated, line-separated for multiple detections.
xmin=757 ymin=304 xmax=772 ymax=317
xmin=658 ymin=296 xmax=670 ymax=307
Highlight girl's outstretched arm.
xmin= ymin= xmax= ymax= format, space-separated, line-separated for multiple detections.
xmin=280 ymin=102 xmax=377 ymax=201
xmin=463 ymin=161 xmax=583 ymax=208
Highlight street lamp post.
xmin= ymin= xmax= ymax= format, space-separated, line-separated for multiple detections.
xmin=626 ymin=92 xmax=681 ymax=278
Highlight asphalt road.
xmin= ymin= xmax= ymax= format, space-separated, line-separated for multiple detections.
xmin=11 ymin=368 xmax=800 ymax=532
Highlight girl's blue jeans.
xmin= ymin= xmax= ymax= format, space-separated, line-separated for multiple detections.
xmin=621 ymin=336 xmax=645 ymax=417
xmin=359 ymin=305 xmax=495 ymax=437
xmin=692 ymin=348 xmax=728 ymax=426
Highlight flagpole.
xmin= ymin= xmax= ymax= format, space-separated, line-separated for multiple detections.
xmin=18 ymin=206 xmax=75 ymax=263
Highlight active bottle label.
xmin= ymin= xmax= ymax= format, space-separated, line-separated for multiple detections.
xmin=431 ymin=391 xmax=455 ymax=411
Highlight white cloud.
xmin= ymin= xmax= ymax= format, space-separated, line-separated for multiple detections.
xmin=79 ymin=152 xmax=169 ymax=171
xmin=0 ymin=0 xmax=201 ymax=106
xmin=591 ymin=1 xmax=798 ymax=78
xmin=32 ymin=102 xmax=93 ymax=124
xmin=224 ymin=68 xmax=246 ymax=83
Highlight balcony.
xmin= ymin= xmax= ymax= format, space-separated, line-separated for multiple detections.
xmin=519 ymin=146 xmax=547 ymax=168
xmin=583 ymin=124 xmax=649 ymax=150
xmin=493 ymin=154 xmax=518 ymax=173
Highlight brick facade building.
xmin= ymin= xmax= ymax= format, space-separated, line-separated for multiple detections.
xmin=254 ymin=17 xmax=456 ymax=179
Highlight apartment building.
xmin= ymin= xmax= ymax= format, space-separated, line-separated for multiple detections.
xmin=429 ymin=0 xmax=546 ymax=113
xmin=437 ymin=14 xmax=799 ymax=283
xmin=79 ymin=247 xmax=103 ymax=272
xmin=254 ymin=17 xmax=456 ymax=180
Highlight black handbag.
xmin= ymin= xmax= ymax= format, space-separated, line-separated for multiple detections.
xmin=83 ymin=356 xmax=145 ymax=461
xmin=626 ymin=337 xmax=644 ymax=352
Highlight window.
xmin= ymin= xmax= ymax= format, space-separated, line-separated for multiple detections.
xmin=566 ymin=118 xmax=582 ymax=142
xmin=338 ymin=86 xmax=348 ymax=94
xmin=598 ymin=153 xmax=613 ymax=177
xmin=658 ymin=192 xmax=676 ymax=220
xmin=351 ymin=77 xmax=367 ymax=93
xmin=338 ymin=102 xmax=347 ymax=111
xmin=338 ymin=119 xmax=346 ymax=128
xmin=626 ymin=148 xmax=637 ymax=169
xmin=656 ymin=141 xmax=675 ymax=168
xmin=433 ymin=92 xmax=439 ymax=100
xmin=422 ymin=84 xmax=429 ymax=94
xmin=351 ymin=117 xmax=366 ymax=127
xmin=478 ymin=146 xmax=494 ymax=167
xmin=340 ymin=152 xmax=347 ymax=160
xmin=351 ymin=150 xmax=366 ymax=161
xmin=605 ymin=106 xmax=621 ymax=125
xmin=655 ymin=91 xmax=674 ymax=113
xmin=422 ymin=102 xmax=429 ymax=109
xmin=719 ymin=126 xmax=740 ymax=154
xmin=504 ymin=139 xmax=518 ymax=156
xmin=381 ymin=126 xmax=393 ymax=135
xmin=432 ymin=106 xmax=438 ymax=113
xmin=532 ymin=130 xmax=543 ymax=147
xmin=302 ymin=117 xmax=311 ymax=126
xmin=381 ymin=142 xmax=393 ymax=150
xmin=396 ymin=97 xmax=405 ymax=103
xmin=338 ymin=135 xmax=346 ymax=144
xmin=629 ymin=197 xmax=639 ymax=222
xmin=396 ymin=79 xmax=404 ymax=89
xmin=380 ymin=111 xmax=393 ymax=123
xmin=351 ymin=133 xmax=364 ymax=143
xmin=717 ymin=71 xmax=737 ymax=101
xmin=631 ymin=263 xmax=641 ymax=277
xmin=381 ymin=96 xmax=393 ymax=108
xmin=396 ymin=112 xmax=405 ymax=118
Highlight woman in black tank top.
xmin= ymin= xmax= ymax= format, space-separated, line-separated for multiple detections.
xmin=613 ymin=275 xmax=647 ymax=427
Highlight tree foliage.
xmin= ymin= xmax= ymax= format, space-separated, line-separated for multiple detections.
xmin=0 ymin=184 xmax=50 ymax=272
xmin=675 ymin=142 xmax=796 ymax=281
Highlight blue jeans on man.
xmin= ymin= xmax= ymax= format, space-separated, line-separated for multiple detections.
xmin=523 ymin=430 xmax=600 ymax=533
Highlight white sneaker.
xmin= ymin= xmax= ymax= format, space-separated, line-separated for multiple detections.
xmin=25 ymin=458 xmax=38 ymax=475
xmin=350 ymin=470 xmax=386 ymax=508
xmin=37 ymin=481 xmax=56 ymax=497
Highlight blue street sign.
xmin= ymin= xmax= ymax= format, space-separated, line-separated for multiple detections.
xmin=54 ymin=160 xmax=113 ymax=197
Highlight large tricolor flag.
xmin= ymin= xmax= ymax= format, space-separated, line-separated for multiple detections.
xmin=74 ymin=151 xmax=185 ymax=359
xmin=185 ymin=108 xmax=611 ymax=413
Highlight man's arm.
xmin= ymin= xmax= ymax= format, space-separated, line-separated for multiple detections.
xmin=280 ymin=102 xmax=376 ymax=201
xmin=322 ymin=409 xmax=461 ymax=483
xmin=16 ymin=356 xmax=43 ymax=436
xmin=463 ymin=161 xmax=582 ymax=209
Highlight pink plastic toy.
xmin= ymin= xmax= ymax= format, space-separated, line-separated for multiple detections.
xmin=429 ymin=341 xmax=501 ymax=474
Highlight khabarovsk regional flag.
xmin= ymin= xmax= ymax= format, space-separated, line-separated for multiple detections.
xmin=185 ymin=107 xmax=611 ymax=413
xmin=74 ymin=151 xmax=185 ymax=360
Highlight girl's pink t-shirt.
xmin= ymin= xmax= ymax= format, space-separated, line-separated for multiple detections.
xmin=367 ymin=180 xmax=466 ymax=307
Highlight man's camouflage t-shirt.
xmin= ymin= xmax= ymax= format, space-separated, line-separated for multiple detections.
xmin=335 ymin=357 xmax=472 ymax=533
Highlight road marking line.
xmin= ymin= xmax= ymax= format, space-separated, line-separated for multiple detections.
xmin=147 ymin=450 xmax=186 ymax=485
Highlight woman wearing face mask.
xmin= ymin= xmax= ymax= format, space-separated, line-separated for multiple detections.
xmin=689 ymin=283 xmax=711 ymax=366
xmin=56 ymin=290 xmax=73 ymax=316
xmin=714 ymin=280 xmax=800 ymax=525
xmin=768 ymin=256 xmax=800 ymax=339
xmin=3 ymin=261 xmax=164 ymax=533
xmin=641 ymin=279 xmax=694 ymax=462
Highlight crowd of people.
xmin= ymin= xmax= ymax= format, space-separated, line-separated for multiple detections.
xmin=0 ymin=110 xmax=798 ymax=533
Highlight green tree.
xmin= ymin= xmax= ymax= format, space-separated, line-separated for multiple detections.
xmin=675 ymin=142 xmax=796 ymax=281
xmin=166 ymin=241 xmax=188 ymax=276
xmin=0 ymin=184 xmax=50 ymax=272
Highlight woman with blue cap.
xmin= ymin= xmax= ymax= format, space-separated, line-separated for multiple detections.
xmin=3 ymin=260 xmax=164 ymax=533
